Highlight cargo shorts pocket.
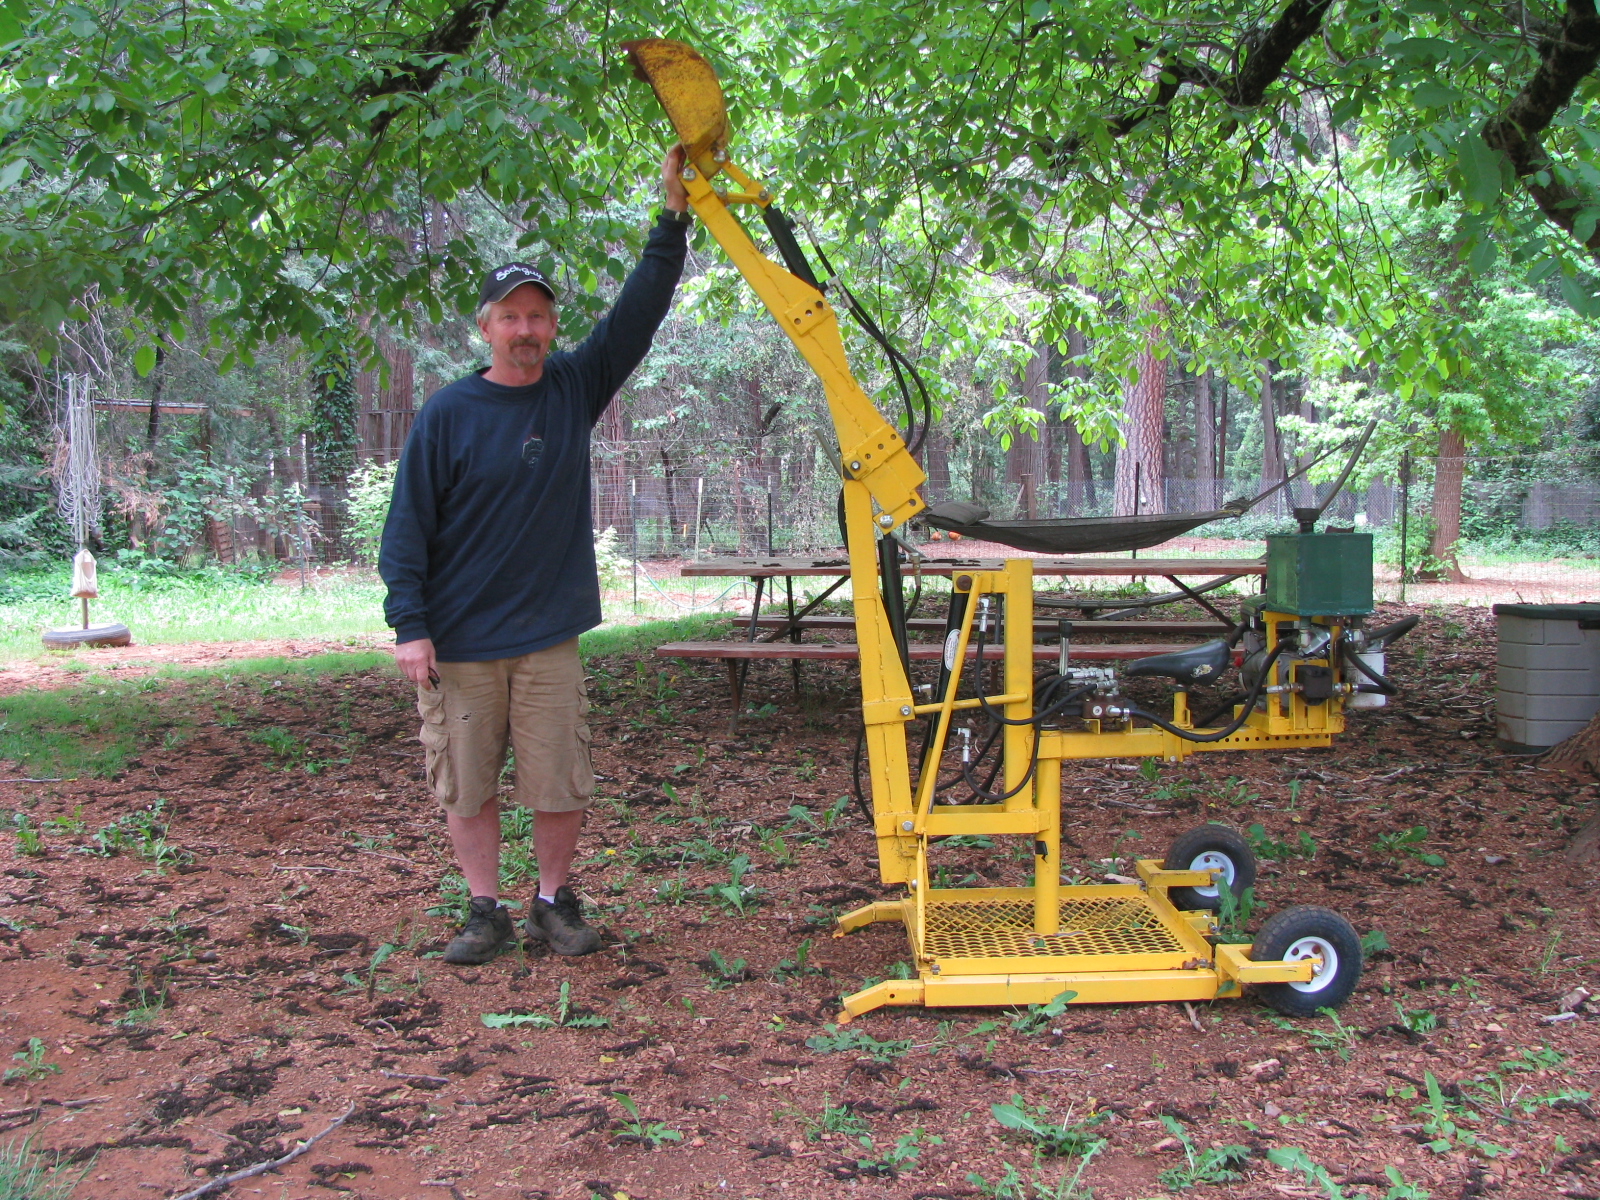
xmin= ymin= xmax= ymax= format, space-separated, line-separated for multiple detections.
xmin=569 ymin=721 xmax=595 ymax=799
xmin=416 ymin=687 xmax=455 ymax=807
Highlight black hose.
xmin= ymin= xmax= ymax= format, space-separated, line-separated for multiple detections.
xmin=1127 ymin=642 xmax=1289 ymax=743
xmin=1364 ymin=615 xmax=1420 ymax=649
xmin=959 ymin=718 xmax=1044 ymax=802
xmin=849 ymin=723 xmax=872 ymax=824
xmin=1342 ymin=644 xmax=1399 ymax=696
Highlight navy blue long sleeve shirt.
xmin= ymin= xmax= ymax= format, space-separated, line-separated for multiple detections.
xmin=378 ymin=215 xmax=688 ymax=661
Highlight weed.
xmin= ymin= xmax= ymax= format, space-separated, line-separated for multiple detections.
xmin=1538 ymin=929 xmax=1563 ymax=973
xmin=1213 ymin=776 xmax=1259 ymax=807
xmin=760 ymin=831 xmax=796 ymax=867
xmin=704 ymin=854 xmax=762 ymax=915
xmin=1008 ymin=988 xmax=1077 ymax=1035
xmin=339 ymin=943 xmax=396 ymax=1001
xmin=1412 ymin=1070 xmax=1509 ymax=1158
xmin=1158 ymin=1116 xmax=1251 ymax=1189
xmin=1272 ymin=1007 xmax=1360 ymax=1060
xmin=1213 ymin=884 xmax=1257 ymax=944
xmin=0 ymin=1135 xmax=82 ymax=1200
xmin=991 ymin=1095 xmax=1105 ymax=1156
xmin=653 ymin=875 xmax=688 ymax=906
xmin=1360 ymin=929 xmax=1390 ymax=955
xmin=792 ymin=1095 xmax=871 ymax=1142
xmin=1266 ymin=1146 xmax=1347 ymax=1198
xmin=44 ymin=807 xmax=85 ymax=836
xmin=9 ymin=815 xmax=40 ymax=858
xmin=117 ymin=974 xmax=166 ymax=1028
xmin=481 ymin=981 xmax=609 ymax=1030
xmin=1246 ymin=822 xmax=1316 ymax=861
xmin=771 ymin=938 xmax=822 ymax=981
xmin=1372 ymin=825 xmax=1445 ymax=868
xmin=2 ymin=1040 xmax=59 ymax=1084
xmin=1382 ymin=1166 xmax=1432 ymax=1199
xmin=247 ymin=726 xmax=303 ymax=764
xmin=1501 ymin=1044 xmax=1563 ymax=1072
xmin=849 ymin=1128 xmax=939 ymax=1178
xmin=700 ymin=950 xmax=749 ymax=990
xmin=611 ymin=1094 xmax=681 ymax=1148
xmin=1393 ymin=1002 xmax=1438 ymax=1034
xmin=805 ymin=1024 xmax=912 ymax=1064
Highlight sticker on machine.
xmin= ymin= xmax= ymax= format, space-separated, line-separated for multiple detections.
xmin=943 ymin=629 xmax=961 ymax=671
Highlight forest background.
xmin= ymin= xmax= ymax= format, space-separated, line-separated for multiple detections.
xmin=6 ymin=0 xmax=1600 ymax=605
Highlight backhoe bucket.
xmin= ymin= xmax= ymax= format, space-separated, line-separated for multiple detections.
xmin=621 ymin=39 xmax=729 ymax=171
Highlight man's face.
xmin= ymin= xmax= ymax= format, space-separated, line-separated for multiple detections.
xmin=479 ymin=283 xmax=558 ymax=376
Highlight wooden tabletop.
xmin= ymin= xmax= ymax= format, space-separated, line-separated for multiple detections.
xmin=679 ymin=556 xmax=1266 ymax=579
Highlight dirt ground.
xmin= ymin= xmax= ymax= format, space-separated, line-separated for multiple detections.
xmin=2 ymin=604 xmax=1599 ymax=1200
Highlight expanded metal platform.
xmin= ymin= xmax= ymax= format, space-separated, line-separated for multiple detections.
xmin=923 ymin=893 xmax=1189 ymax=961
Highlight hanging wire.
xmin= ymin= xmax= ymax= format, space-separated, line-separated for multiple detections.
xmin=55 ymin=373 xmax=99 ymax=549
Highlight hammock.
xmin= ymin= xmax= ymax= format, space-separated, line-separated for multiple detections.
xmin=919 ymin=423 xmax=1378 ymax=556
xmin=922 ymin=500 xmax=1251 ymax=555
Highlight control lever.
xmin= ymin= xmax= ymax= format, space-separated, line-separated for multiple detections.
xmin=1058 ymin=618 xmax=1073 ymax=675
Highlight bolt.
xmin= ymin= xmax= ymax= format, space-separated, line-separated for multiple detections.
xmin=899 ymin=705 xmax=912 ymax=717
xmin=901 ymin=820 xmax=913 ymax=831
xmin=877 ymin=513 xmax=894 ymax=528
xmin=682 ymin=166 xmax=697 ymax=180
xmin=848 ymin=460 xmax=862 ymax=472
xmin=712 ymin=147 xmax=728 ymax=162
xmin=758 ymin=188 xmax=771 ymax=201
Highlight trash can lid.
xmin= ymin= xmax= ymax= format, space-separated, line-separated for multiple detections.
xmin=1492 ymin=602 xmax=1600 ymax=621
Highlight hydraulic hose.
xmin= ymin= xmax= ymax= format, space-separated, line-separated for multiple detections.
xmin=1341 ymin=644 xmax=1399 ymax=696
xmin=1127 ymin=641 xmax=1289 ymax=743
xmin=1364 ymin=615 xmax=1420 ymax=648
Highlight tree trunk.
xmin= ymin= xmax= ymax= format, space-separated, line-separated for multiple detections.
xmin=1064 ymin=329 xmax=1094 ymax=514
xmin=1422 ymin=427 xmax=1468 ymax=582
xmin=1259 ymin=361 xmax=1285 ymax=514
xmin=1195 ymin=368 xmax=1216 ymax=509
xmin=1536 ymin=710 xmax=1600 ymax=861
xmin=1113 ymin=314 xmax=1166 ymax=516
xmin=1005 ymin=343 xmax=1049 ymax=516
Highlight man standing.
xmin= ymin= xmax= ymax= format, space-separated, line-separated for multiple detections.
xmin=380 ymin=148 xmax=691 ymax=964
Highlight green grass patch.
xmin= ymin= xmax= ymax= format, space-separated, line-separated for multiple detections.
xmin=0 ymin=652 xmax=391 ymax=779
xmin=0 ymin=564 xmax=390 ymax=660
xmin=0 ymin=613 xmax=724 ymax=780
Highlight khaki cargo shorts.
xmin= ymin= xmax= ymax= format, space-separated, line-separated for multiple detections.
xmin=415 ymin=639 xmax=594 ymax=819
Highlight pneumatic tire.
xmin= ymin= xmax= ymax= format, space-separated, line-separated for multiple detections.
xmin=1162 ymin=823 xmax=1256 ymax=911
xmin=1250 ymin=905 xmax=1363 ymax=1017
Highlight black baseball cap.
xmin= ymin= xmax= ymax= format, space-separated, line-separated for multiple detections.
xmin=478 ymin=262 xmax=558 ymax=307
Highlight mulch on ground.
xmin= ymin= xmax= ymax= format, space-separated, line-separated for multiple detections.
xmin=0 ymin=603 xmax=1597 ymax=1200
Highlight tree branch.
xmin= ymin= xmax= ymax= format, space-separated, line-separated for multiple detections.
xmin=1481 ymin=0 xmax=1600 ymax=254
xmin=359 ymin=0 xmax=513 ymax=136
xmin=1053 ymin=0 xmax=1332 ymax=164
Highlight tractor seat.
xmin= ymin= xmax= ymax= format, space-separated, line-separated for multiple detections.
xmin=1122 ymin=638 xmax=1232 ymax=686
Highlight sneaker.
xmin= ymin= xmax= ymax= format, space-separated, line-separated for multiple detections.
xmin=524 ymin=886 xmax=603 ymax=956
xmin=442 ymin=896 xmax=513 ymax=964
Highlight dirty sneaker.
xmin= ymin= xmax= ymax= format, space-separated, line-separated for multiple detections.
xmin=442 ymin=896 xmax=513 ymax=964
xmin=524 ymin=886 xmax=603 ymax=956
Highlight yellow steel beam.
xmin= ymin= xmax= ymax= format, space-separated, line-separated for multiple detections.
xmin=1215 ymin=942 xmax=1317 ymax=985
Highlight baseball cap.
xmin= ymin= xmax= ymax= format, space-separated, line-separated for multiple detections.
xmin=478 ymin=262 xmax=558 ymax=307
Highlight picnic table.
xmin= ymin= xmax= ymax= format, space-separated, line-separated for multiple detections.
xmin=659 ymin=555 xmax=1265 ymax=724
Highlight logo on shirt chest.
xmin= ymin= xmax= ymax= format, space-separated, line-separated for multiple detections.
xmin=521 ymin=436 xmax=544 ymax=470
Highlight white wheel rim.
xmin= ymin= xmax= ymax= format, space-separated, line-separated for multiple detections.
xmin=1284 ymin=934 xmax=1338 ymax=993
xmin=1188 ymin=850 xmax=1235 ymax=900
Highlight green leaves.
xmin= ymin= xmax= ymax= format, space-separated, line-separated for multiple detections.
xmin=1456 ymin=136 xmax=1506 ymax=206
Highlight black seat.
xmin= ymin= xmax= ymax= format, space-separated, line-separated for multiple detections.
xmin=1122 ymin=638 xmax=1232 ymax=686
